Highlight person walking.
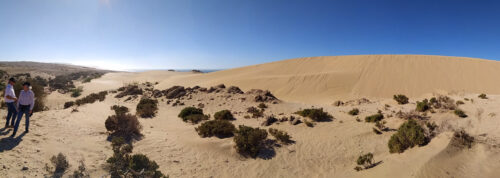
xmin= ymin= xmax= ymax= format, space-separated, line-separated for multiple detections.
xmin=11 ymin=82 xmax=34 ymax=137
xmin=4 ymin=77 xmax=17 ymax=128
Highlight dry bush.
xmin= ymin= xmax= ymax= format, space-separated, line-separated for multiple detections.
xmin=214 ymin=110 xmax=235 ymax=120
xmin=115 ymin=85 xmax=143 ymax=98
xmin=105 ymin=114 xmax=142 ymax=141
xmin=70 ymin=160 xmax=90 ymax=178
xmin=234 ymin=125 xmax=268 ymax=158
xmin=393 ymin=94 xmax=409 ymax=104
xmin=395 ymin=110 xmax=427 ymax=120
xmin=111 ymin=105 xmax=129 ymax=115
xmin=450 ymin=130 xmax=474 ymax=149
xmin=195 ymin=120 xmax=236 ymax=138
xmin=75 ymin=91 xmax=108 ymax=106
xmin=178 ymin=107 xmax=209 ymax=123
xmin=415 ymin=99 xmax=430 ymax=112
xmin=304 ymin=120 xmax=314 ymax=127
xmin=70 ymin=87 xmax=83 ymax=98
xmin=365 ymin=113 xmax=384 ymax=123
xmin=47 ymin=153 xmax=70 ymax=178
xmin=258 ymin=103 xmax=267 ymax=109
xmin=268 ymin=128 xmax=291 ymax=144
xmin=356 ymin=153 xmax=374 ymax=170
xmin=294 ymin=108 xmax=332 ymax=122
xmin=429 ymin=95 xmax=456 ymax=110
xmin=136 ymin=98 xmax=158 ymax=118
xmin=388 ymin=119 xmax=427 ymax=153
xmin=454 ymin=109 xmax=467 ymax=118
xmin=348 ymin=108 xmax=360 ymax=116
xmin=64 ymin=101 xmax=75 ymax=109
xmin=247 ymin=106 xmax=264 ymax=118
xmin=478 ymin=93 xmax=488 ymax=99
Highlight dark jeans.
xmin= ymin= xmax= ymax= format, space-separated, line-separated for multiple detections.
xmin=5 ymin=102 xmax=17 ymax=127
xmin=12 ymin=105 xmax=30 ymax=136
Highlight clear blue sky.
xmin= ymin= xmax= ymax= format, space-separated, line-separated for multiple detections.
xmin=1 ymin=0 xmax=500 ymax=70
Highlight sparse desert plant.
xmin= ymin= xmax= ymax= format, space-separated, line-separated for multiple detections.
xmin=388 ymin=119 xmax=427 ymax=153
xmin=454 ymin=109 xmax=467 ymax=118
xmin=356 ymin=153 xmax=374 ymax=170
xmin=365 ymin=113 xmax=384 ymax=123
xmin=195 ymin=120 xmax=236 ymax=138
xmin=70 ymin=87 xmax=83 ymax=98
xmin=478 ymin=93 xmax=488 ymax=99
xmin=294 ymin=108 xmax=332 ymax=121
xmin=415 ymin=99 xmax=430 ymax=112
xmin=304 ymin=120 xmax=314 ymax=127
xmin=105 ymin=114 xmax=142 ymax=141
xmin=70 ymin=160 xmax=90 ymax=178
xmin=214 ymin=109 xmax=235 ymax=120
xmin=178 ymin=107 xmax=209 ymax=123
xmin=268 ymin=128 xmax=291 ymax=144
xmin=111 ymin=105 xmax=129 ymax=115
xmin=451 ymin=130 xmax=474 ymax=149
xmin=234 ymin=125 xmax=268 ymax=158
xmin=75 ymin=91 xmax=108 ymax=106
xmin=64 ymin=101 xmax=75 ymax=109
xmin=456 ymin=100 xmax=465 ymax=105
xmin=393 ymin=94 xmax=409 ymax=105
xmin=115 ymin=84 xmax=143 ymax=98
xmin=48 ymin=153 xmax=70 ymax=178
xmin=247 ymin=106 xmax=264 ymax=118
xmin=429 ymin=95 xmax=456 ymax=110
xmin=348 ymin=108 xmax=360 ymax=116
xmin=375 ymin=121 xmax=388 ymax=131
xmin=136 ymin=98 xmax=158 ymax=118
xmin=258 ymin=103 xmax=267 ymax=109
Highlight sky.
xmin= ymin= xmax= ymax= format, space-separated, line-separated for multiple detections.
xmin=1 ymin=0 xmax=500 ymax=70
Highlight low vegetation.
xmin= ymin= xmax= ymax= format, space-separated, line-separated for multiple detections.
xmin=64 ymin=101 xmax=75 ymax=109
xmin=257 ymin=103 xmax=267 ymax=109
xmin=111 ymin=105 xmax=129 ymax=115
xmin=456 ymin=100 xmax=465 ymax=105
xmin=348 ymin=108 xmax=359 ymax=116
xmin=47 ymin=153 xmax=70 ymax=178
xmin=415 ymin=99 xmax=430 ymax=112
xmin=75 ymin=91 xmax=108 ymax=106
xmin=393 ymin=94 xmax=409 ymax=104
xmin=365 ymin=113 xmax=384 ymax=123
xmin=105 ymin=114 xmax=142 ymax=141
xmin=70 ymin=160 xmax=90 ymax=178
xmin=388 ymin=119 xmax=427 ymax=153
xmin=294 ymin=108 xmax=332 ymax=121
xmin=70 ymin=87 xmax=83 ymax=98
xmin=116 ymin=84 xmax=143 ymax=98
xmin=354 ymin=153 xmax=375 ymax=171
xmin=454 ymin=109 xmax=467 ymax=118
xmin=136 ymin=98 xmax=158 ymax=118
xmin=107 ymin=137 xmax=167 ymax=178
xmin=178 ymin=107 xmax=209 ymax=124
xmin=268 ymin=128 xmax=291 ymax=144
xmin=214 ymin=110 xmax=235 ymax=120
xmin=195 ymin=120 xmax=236 ymax=138
xmin=234 ymin=125 xmax=268 ymax=158
xmin=478 ymin=93 xmax=488 ymax=99
xmin=247 ymin=106 xmax=264 ymax=118
xmin=451 ymin=130 xmax=474 ymax=149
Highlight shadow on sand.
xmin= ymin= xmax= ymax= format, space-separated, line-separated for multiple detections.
xmin=0 ymin=127 xmax=12 ymax=136
xmin=0 ymin=132 xmax=27 ymax=152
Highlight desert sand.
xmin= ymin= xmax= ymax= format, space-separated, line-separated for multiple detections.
xmin=1 ymin=55 xmax=500 ymax=178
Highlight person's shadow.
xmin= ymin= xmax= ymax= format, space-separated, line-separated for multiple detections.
xmin=0 ymin=127 xmax=11 ymax=136
xmin=0 ymin=132 xmax=26 ymax=152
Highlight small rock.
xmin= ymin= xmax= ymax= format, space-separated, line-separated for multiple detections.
xmin=21 ymin=166 xmax=28 ymax=171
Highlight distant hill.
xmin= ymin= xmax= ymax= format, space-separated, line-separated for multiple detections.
xmin=0 ymin=61 xmax=110 ymax=78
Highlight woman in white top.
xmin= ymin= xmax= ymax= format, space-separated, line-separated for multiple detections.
xmin=11 ymin=82 xmax=35 ymax=137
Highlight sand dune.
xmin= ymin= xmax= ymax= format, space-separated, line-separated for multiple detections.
xmin=162 ymin=55 xmax=500 ymax=104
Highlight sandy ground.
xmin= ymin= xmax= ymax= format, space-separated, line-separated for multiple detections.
xmin=1 ymin=55 xmax=500 ymax=178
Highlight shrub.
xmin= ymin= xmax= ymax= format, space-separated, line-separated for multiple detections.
xmin=388 ymin=119 xmax=427 ymax=153
xmin=49 ymin=153 xmax=70 ymax=177
xmin=304 ymin=120 xmax=314 ymax=127
xmin=195 ymin=120 xmax=236 ymax=138
xmin=365 ymin=113 xmax=384 ymax=123
xmin=294 ymin=108 xmax=332 ymax=121
xmin=257 ymin=103 xmax=267 ymax=109
xmin=178 ymin=107 xmax=208 ymax=123
xmin=184 ymin=114 xmax=209 ymax=124
xmin=478 ymin=93 xmax=488 ymax=99
xmin=111 ymin=105 xmax=129 ymax=115
xmin=70 ymin=160 xmax=90 ymax=178
xmin=348 ymin=108 xmax=359 ymax=116
xmin=136 ymin=98 xmax=158 ymax=118
xmin=105 ymin=114 xmax=142 ymax=141
xmin=456 ymin=100 xmax=465 ymax=105
xmin=393 ymin=94 xmax=409 ymax=105
xmin=247 ymin=106 xmax=264 ymax=118
xmin=106 ymin=137 xmax=167 ymax=178
xmin=64 ymin=101 xmax=75 ymax=109
xmin=75 ymin=91 xmax=108 ymax=106
xmin=214 ymin=110 xmax=235 ymax=120
xmin=454 ymin=109 xmax=467 ymax=118
xmin=429 ymin=95 xmax=456 ymax=110
xmin=234 ymin=125 xmax=268 ymax=158
xmin=70 ymin=87 xmax=83 ymax=98
xmin=356 ymin=153 xmax=374 ymax=169
xmin=268 ymin=128 xmax=291 ymax=144
xmin=415 ymin=99 xmax=430 ymax=112
xmin=115 ymin=85 xmax=143 ymax=98
xmin=451 ymin=130 xmax=474 ymax=149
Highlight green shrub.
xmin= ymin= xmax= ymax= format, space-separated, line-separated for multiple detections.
xmin=105 ymin=114 xmax=142 ymax=141
xmin=64 ymin=101 xmax=75 ymax=109
xmin=294 ymin=108 xmax=332 ymax=121
xmin=178 ymin=107 xmax=208 ymax=123
xmin=478 ymin=93 xmax=488 ymax=99
xmin=195 ymin=120 xmax=236 ymax=138
xmin=348 ymin=108 xmax=359 ymax=116
xmin=184 ymin=114 xmax=209 ymax=124
xmin=75 ymin=91 xmax=108 ymax=106
xmin=111 ymin=105 xmax=129 ymax=115
xmin=257 ymin=103 xmax=267 ymax=109
xmin=129 ymin=154 xmax=166 ymax=178
xmin=49 ymin=153 xmax=70 ymax=177
xmin=393 ymin=94 xmax=409 ymax=104
xmin=247 ymin=106 xmax=264 ymax=118
xmin=70 ymin=87 xmax=83 ymax=98
xmin=454 ymin=109 xmax=467 ymax=118
xmin=365 ymin=113 xmax=384 ymax=123
xmin=136 ymin=98 xmax=158 ymax=118
xmin=268 ymin=128 xmax=291 ymax=144
xmin=214 ymin=110 xmax=235 ymax=120
xmin=356 ymin=153 xmax=374 ymax=169
xmin=415 ymin=99 xmax=430 ymax=112
xmin=388 ymin=119 xmax=427 ymax=153
xmin=234 ymin=125 xmax=268 ymax=158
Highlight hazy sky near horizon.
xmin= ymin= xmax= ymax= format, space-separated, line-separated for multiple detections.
xmin=1 ymin=0 xmax=500 ymax=70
